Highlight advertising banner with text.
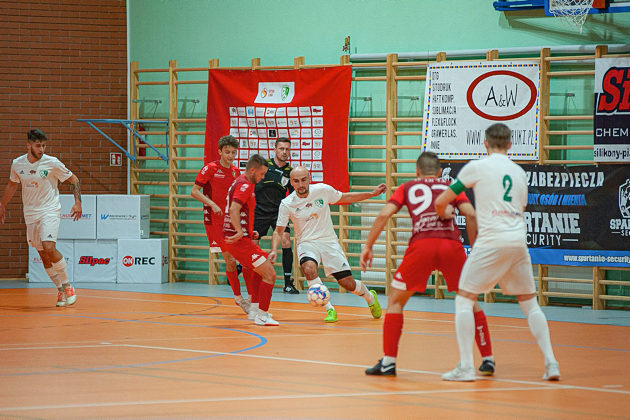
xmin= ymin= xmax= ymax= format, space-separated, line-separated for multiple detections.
xmin=423 ymin=61 xmax=540 ymax=160
xmin=594 ymin=57 xmax=630 ymax=162
xmin=205 ymin=67 xmax=352 ymax=191
xmin=441 ymin=163 xmax=630 ymax=267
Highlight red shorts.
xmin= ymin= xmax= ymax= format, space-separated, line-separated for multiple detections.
xmin=204 ymin=223 xmax=225 ymax=253
xmin=392 ymin=238 xmax=466 ymax=293
xmin=223 ymin=237 xmax=268 ymax=269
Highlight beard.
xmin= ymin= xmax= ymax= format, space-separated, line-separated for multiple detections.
xmin=29 ymin=149 xmax=43 ymax=160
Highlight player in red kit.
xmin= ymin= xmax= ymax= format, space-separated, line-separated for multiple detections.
xmin=191 ymin=135 xmax=250 ymax=315
xmin=360 ymin=151 xmax=495 ymax=376
xmin=223 ymin=154 xmax=279 ymax=326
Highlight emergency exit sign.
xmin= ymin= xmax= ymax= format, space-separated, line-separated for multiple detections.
xmin=110 ymin=152 xmax=122 ymax=166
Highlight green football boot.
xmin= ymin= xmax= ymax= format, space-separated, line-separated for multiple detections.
xmin=324 ymin=308 xmax=338 ymax=323
xmin=368 ymin=290 xmax=382 ymax=319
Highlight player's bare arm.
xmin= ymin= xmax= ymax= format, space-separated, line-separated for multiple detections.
xmin=360 ymin=202 xmax=398 ymax=271
xmin=268 ymin=225 xmax=287 ymax=264
xmin=457 ymin=201 xmax=477 ymax=247
xmin=66 ymin=174 xmax=82 ymax=221
xmin=0 ymin=180 xmax=19 ymax=224
xmin=335 ymin=183 xmax=387 ymax=204
xmin=435 ymin=188 xmax=458 ymax=218
xmin=190 ymin=184 xmax=222 ymax=215
xmin=224 ymin=200 xmax=244 ymax=244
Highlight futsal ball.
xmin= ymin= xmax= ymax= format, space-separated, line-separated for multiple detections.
xmin=307 ymin=284 xmax=331 ymax=307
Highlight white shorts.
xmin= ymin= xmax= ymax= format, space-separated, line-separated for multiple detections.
xmin=459 ymin=245 xmax=536 ymax=296
xmin=297 ymin=240 xmax=350 ymax=277
xmin=26 ymin=213 xmax=60 ymax=251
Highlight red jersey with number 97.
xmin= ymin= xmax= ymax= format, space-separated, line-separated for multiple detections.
xmin=388 ymin=177 xmax=469 ymax=244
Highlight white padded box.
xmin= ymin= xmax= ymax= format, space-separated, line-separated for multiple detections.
xmin=72 ymin=239 xmax=117 ymax=282
xmin=27 ymin=240 xmax=74 ymax=283
xmin=58 ymin=194 xmax=97 ymax=239
xmin=97 ymin=195 xmax=150 ymax=239
xmin=117 ymin=238 xmax=168 ymax=283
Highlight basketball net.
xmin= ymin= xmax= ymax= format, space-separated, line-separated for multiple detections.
xmin=548 ymin=0 xmax=595 ymax=33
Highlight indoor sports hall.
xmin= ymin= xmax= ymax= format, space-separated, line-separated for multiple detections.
xmin=1 ymin=1 xmax=629 ymax=418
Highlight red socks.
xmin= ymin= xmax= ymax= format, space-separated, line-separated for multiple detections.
xmin=226 ymin=270 xmax=241 ymax=297
xmin=258 ymin=281 xmax=273 ymax=312
xmin=474 ymin=310 xmax=493 ymax=358
xmin=242 ymin=267 xmax=260 ymax=303
xmin=383 ymin=312 xmax=404 ymax=357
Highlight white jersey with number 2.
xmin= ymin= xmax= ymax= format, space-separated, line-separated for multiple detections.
xmin=456 ymin=153 xmax=528 ymax=248
xmin=276 ymin=183 xmax=342 ymax=244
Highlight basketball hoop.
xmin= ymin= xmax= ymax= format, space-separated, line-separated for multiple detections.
xmin=548 ymin=0 xmax=595 ymax=33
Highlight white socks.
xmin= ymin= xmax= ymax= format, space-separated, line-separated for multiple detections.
xmin=382 ymin=355 xmax=396 ymax=365
xmin=351 ymin=279 xmax=374 ymax=304
xmin=454 ymin=294 xmax=475 ymax=369
xmin=52 ymin=258 xmax=69 ymax=286
xmin=519 ymin=297 xmax=557 ymax=365
xmin=307 ymin=277 xmax=323 ymax=288
xmin=308 ymin=277 xmax=334 ymax=311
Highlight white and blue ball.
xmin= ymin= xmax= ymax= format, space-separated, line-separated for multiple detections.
xmin=307 ymin=284 xmax=331 ymax=307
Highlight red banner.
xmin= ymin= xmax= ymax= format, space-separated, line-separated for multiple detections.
xmin=205 ymin=66 xmax=351 ymax=191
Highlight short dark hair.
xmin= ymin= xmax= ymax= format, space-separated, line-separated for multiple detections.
xmin=416 ymin=151 xmax=440 ymax=176
xmin=485 ymin=123 xmax=511 ymax=150
xmin=218 ymin=135 xmax=238 ymax=150
xmin=27 ymin=129 xmax=47 ymax=142
xmin=275 ymin=137 xmax=290 ymax=148
xmin=246 ymin=154 xmax=268 ymax=170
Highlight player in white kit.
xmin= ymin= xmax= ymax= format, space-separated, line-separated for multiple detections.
xmin=435 ymin=123 xmax=560 ymax=382
xmin=268 ymin=166 xmax=386 ymax=322
xmin=0 ymin=129 xmax=82 ymax=307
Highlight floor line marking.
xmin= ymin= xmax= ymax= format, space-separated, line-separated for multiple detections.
xmin=0 ymin=386 xmax=571 ymax=412
xmin=120 ymin=343 xmax=630 ymax=395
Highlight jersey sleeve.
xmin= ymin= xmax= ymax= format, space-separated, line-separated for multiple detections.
xmin=455 ymin=161 xmax=480 ymax=189
xmin=387 ymin=184 xmax=405 ymax=209
xmin=276 ymin=201 xmax=290 ymax=228
xmin=232 ymin=181 xmax=253 ymax=205
xmin=52 ymin=158 xmax=73 ymax=182
xmin=195 ymin=163 xmax=214 ymax=187
xmin=322 ymin=184 xmax=343 ymax=204
xmin=453 ymin=191 xmax=470 ymax=207
xmin=9 ymin=161 xmax=20 ymax=183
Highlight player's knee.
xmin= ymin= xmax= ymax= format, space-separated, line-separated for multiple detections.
xmin=518 ymin=296 xmax=540 ymax=318
xmin=41 ymin=241 xmax=56 ymax=253
xmin=224 ymin=258 xmax=236 ymax=271
xmin=333 ymin=271 xmax=353 ymax=290
xmin=455 ymin=294 xmax=475 ymax=313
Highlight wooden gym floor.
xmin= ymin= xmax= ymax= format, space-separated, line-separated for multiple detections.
xmin=0 ymin=284 xmax=629 ymax=419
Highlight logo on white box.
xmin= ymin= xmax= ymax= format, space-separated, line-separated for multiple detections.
xmin=122 ymin=255 xmax=157 ymax=267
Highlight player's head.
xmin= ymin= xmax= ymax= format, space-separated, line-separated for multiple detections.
xmin=26 ymin=129 xmax=48 ymax=160
xmin=416 ymin=151 xmax=441 ymax=177
xmin=274 ymin=137 xmax=290 ymax=164
xmin=484 ymin=123 xmax=512 ymax=152
xmin=245 ymin=154 xmax=269 ymax=184
xmin=290 ymin=166 xmax=310 ymax=197
xmin=217 ymin=135 xmax=238 ymax=165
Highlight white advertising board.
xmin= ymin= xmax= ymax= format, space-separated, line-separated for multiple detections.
xmin=58 ymin=194 xmax=96 ymax=239
xmin=422 ymin=61 xmax=540 ymax=160
xmin=27 ymin=240 xmax=74 ymax=283
xmin=97 ymin=195 xmax=150 ymax=239
xmin=117 ymin=239 xmax=168 ymax=283
xmin=73 ymin=239 xmax=117 ymax=282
